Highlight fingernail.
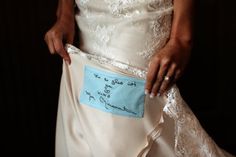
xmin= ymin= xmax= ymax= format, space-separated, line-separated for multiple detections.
xmin=157 ymin=93 xmax=161 ymax=97
xmin=65 ymin=60 xmax=69 ymax=65
xmin=150 ymin=93 xmax=155 ymax=99
xmin=145 ymin=89 xmax=149 ymax=95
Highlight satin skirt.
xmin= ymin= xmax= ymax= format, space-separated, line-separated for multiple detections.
xmin=55 ymin=44 xmax=234 ymax=157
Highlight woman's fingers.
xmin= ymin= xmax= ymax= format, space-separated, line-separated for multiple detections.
xmin=150 ymin=59 xmax=170 ymax=97
xmin=53 ymin=38 xmax=71 ymax=64
xmin=146 ymin=56 xmax=179 ymax=98
xmin=44 ymin=34 xmax=56 ymax=54
xmin=66 ymin=33 xmax=75 ymax=45
xmin=159 ymin=63 xmax=177 ymax=95
xmin=145 ymin=41 xmax=191 ymax=98
xmin=44 ymin=30 xmax=71 ymax=64
xmin=145 ymin=58 xmax=160 ymax=94
xmin=174 ymin=69 xmax=182 ymax=81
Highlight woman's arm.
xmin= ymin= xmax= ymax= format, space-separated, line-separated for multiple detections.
xmin=145 ymin=0 xmax=194 ymax=97
xmin=44 ymin=0 xmax=75 ymax=64
xmin=170 ymin=0 xmax=194 ymax=47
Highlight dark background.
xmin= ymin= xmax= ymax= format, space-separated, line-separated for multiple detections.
xmin=0 ymin=0 xmax=235 ymax=156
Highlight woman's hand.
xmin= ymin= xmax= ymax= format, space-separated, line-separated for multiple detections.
xmin=145 ymin=39 xmax=191 ymax=97
xmin=44 ymin=0 xmax=75 ymax=64
xmin=44 ymin=18 xmax=75 ymax=64
xmin=145 ymin=0 xmax=194 ymax=98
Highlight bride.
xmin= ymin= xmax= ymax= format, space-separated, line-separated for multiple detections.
xmin=44 ymin=0 xmax=235 ymax=156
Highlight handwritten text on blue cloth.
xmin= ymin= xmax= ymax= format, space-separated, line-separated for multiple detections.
xmin=79 ymin=66 xmax=146 ymax=118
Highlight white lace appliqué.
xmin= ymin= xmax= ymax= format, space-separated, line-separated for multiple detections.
xmin=90 ymin=25 xmax=116 ymax=55
xmin=137 ymin=12 xmax=172 ymax=59
xmin=80 ymin=0 xmax=89 ymax=5
xmin=164 ymin=86 xmax=226 ymax=157
xmin=104 ymin=0 xmax=143 ymax=17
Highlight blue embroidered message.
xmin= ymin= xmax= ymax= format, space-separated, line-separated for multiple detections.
xmin=79 ymin=66 xmax=145 ymax=118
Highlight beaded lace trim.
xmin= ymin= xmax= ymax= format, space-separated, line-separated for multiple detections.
xmin=66 ymin=44 xmax=148 ymax=79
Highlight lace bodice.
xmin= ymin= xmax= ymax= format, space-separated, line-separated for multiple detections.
xmin=75 ymin=0 xmax=173 ymax=69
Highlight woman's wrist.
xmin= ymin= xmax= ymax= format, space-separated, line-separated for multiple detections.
xmin=57 ymin=9 xmax=74 ymax=22
xmin=168 ymin=37 xmax=193 ymax=52
xmin=56 ymin=0 xmax=75 ymax=23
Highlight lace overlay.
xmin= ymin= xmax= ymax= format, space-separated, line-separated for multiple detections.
xmin=77 ymin=0 xmax=174 ymax=63
xmin=135 ymin=10 xmax=172 ymax=59
xmin=104 ymin=0 xmax=172 ymax=17
xmin=102 ymin=0 xmax=173 ymax=59
xmin=80 ymin=0 xmax=89 ymax=5
xmin=89 ymin=24 xmax=116 ymax=57
xmin=164 ymin=87 xmax=227 ymax=157
xmin=104 ymin=0 xmax=144 ymax=17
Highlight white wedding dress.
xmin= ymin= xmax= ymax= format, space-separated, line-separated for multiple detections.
xmin=55 ymin=0 xmax=235 ymax=156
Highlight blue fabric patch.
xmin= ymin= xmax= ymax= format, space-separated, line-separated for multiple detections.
xmin=79 ymin=66 xmax=146 ymax=118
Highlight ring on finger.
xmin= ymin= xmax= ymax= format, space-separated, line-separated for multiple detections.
xmin=164 ymin=76 xmax=171 ymax=81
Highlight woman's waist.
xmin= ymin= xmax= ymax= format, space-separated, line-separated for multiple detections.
xmin=75 ymin=9 xmax=172 ymax=60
